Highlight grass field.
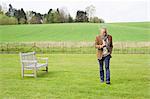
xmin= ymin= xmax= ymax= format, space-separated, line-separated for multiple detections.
xmin=0 ymin=22 xmax=150 ymax=42
xmin=0 ymin=54 xmax=149 ymax=99
xmin=0 ymin=22 xmax=150 ymax=99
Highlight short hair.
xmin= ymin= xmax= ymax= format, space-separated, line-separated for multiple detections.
xmin=100 ymin=27 xmax=107 ymax=33
xmin=101 ymin=27 xmax=107 ymax=30
xmin=99 ymin=27 xmax=107 ymax=31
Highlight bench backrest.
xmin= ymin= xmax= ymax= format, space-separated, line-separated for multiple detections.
xmin=20 ymin=52 xmax=37 ymax=67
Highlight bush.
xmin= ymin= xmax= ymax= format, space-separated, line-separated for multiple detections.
xmin=90 ymin=17 xmax=100 ymax=23
xmin=29 ymin=16 xmax=42 ymax=24
xmin=0 ymin=14 xmax=18 ymax=25
xmin=19 ymin=18 xmax=26 ymax=24
xmin=90 ymin=17 xmax=105 ymax=23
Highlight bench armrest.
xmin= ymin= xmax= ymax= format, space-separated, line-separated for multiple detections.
xmin=37 ymin=57 xmax=48 ymax=64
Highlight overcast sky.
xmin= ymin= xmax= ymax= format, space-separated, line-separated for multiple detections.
xmin=0 ymin=0 xmax=149 ymax=23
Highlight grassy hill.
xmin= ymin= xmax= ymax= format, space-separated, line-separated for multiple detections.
xmin=0 ymin=22 xmax=149 ymax=42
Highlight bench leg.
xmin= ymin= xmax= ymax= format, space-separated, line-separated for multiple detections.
xmin=34 ymin=69 xmax=37 ymax=78
xmin=22 ymin=67 xmax=24 ymax=79
xmin=46 ymin=66 xmax=48 ymax=72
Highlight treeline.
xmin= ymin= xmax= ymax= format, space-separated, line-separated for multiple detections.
xmin=0 ymin=4 xmax=104 ymax=25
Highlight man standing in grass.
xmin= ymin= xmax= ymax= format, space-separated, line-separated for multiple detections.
xmin=95 ymin=28 xmax=113 ymax=84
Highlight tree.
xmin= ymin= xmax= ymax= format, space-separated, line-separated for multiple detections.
xmin=68 ymin=14 xmax=73 ymax=23
xmin=85 ymin=5 xmax=96 ymax=22
xmin=26 ymin=11 xmax=34 ymax=23
xmin=45 ymin=7 xmax=74 ymax=23
xmin=59 ymin=7 xmax=69 ymax=23
xmin=6 ymin=4 xmax=16 ymax=17
xmin=75 ymin=10 xmax=88 ymax=22
xmin=29 ymin=11 xmax=43 ymax=24
xmin=1 ymin=2 xmax=7 ymax=13
xmin=0 ymin=4 xmax=3 ymax=14
xmin=46 ymin=11 xmax=53 ymax=23
xmin=46 ymin=9 xmax=54 ymax=23
xmin=48 ymin=9 xmax=52 ymax=15
xmin=90 ymin=17 xmax=105 ymax=23
xmin=18 ymin=8 xmax=27 ymax=24
xmin=29 ymin=16 xmax=41 ymax=24
xmin=6 ymin=4 xmax=27 ymax=24
xmin=53 ymin=11 xmax=61 ymax=23
xmin=99 ymin=18 xmax=105 ymax=23
xmin=19 ymin=18 xmax=26 ymax=24
xmin=46 ymin=8 xmax=61 ymax=23
xmin=91 ymin=17 xmax=100 ymax=23
xmin=0 ymin=5 xmax=2 ymax=11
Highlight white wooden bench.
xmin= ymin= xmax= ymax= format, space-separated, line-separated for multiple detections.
xmin=19 ymin=52 xmax=48 ymax=78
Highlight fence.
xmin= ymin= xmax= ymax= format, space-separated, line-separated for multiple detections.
xmin=0 ymin=42 xmax=150 ymax=54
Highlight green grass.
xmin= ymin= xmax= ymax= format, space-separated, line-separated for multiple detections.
xmin=0 ymin=22 xmax=150 ymax=42
xmin=0 ymin=54 xmax=149 ymax=99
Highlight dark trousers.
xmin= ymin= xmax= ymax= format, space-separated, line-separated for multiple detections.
xmin=98 ymin=55 xmax=111 ymax=82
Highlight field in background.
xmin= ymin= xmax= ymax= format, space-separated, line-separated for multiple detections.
xmin=0 ymin=22 xmax=150 ymax=42
xmin=0 ymin=22 xmax=150 ymax=54
xmin=0 ymin=54 xmax=149 ymax=99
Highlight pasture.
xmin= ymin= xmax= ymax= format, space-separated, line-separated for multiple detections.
xmin=0 ymin=22 xmax=150 ymax=42
xmin=0 ymin=54 xmax=149 ymax=99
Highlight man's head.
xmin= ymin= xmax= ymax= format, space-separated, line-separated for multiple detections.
xmin=100 ymin=28 xmax=107 ymax=36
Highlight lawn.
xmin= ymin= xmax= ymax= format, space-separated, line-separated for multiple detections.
xmin=0 ymin=54 xmax=149 ymax=99
xmin=0 ymin=22 xmax=150 ymax=42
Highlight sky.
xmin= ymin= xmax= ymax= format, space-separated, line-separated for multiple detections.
xmin=0 ymin=0 xmax=149 ymax=23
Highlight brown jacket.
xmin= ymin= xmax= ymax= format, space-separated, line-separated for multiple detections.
xmin=95 ymin=35 xmax=113 ymax=59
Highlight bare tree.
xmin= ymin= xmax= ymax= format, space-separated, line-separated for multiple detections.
xmin=0 ymin=5 xmax=2 ymax=11
xmin=85 ymin=5 xmax=96 ymax=22
xmin=59 ymin=7 xmax=69 ymax=22
xmin=0 ymin=2 xmax=7 ymax=13
xmin=26 ymin=11 xmax=34 ymax=23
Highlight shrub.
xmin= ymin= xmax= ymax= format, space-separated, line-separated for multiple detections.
xmin=90 ymin=17 xmax=100 ymax=23
xmin=19 ymin=18 xmax=26 ymax=24
xmin=29 ymin=16 xmax=42 ymax=24
xmin=0 ymin=14 xmax=18 ymax=25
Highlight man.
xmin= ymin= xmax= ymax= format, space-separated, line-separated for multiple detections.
xmin=95 ymin=28 xmax=113 ymax=85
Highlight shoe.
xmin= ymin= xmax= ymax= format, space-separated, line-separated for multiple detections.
xmin=101 ymin=80 xmax=104 ymax=83
xmin=106 ymin=82 xmax=111 ymax=85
